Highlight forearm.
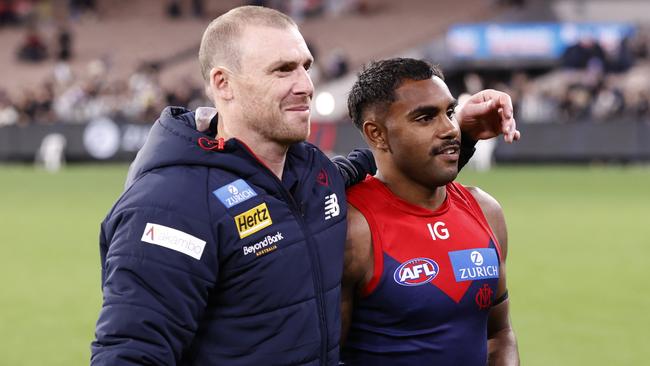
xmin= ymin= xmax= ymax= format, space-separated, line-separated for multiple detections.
xmin=458 ymin=131 xmax=477 ymax=172
xmin=332 ymin=148 xmax=377 ymax=187
xmin=488 ymin=327 xmax=519 ymax=366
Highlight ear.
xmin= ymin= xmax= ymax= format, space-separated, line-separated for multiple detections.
xmin=209 ymin=67 xmax=233 ymax=101
xmin=362 ymin=119 xmax=389 ymax=152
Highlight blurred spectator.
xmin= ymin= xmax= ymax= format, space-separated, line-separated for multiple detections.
xmin=591 ymin=79 xmax=624 ymax=122
xmin=57 ymin=25 xmax=73 ymax=61
xmin=164 ymin=0 xmax=205 ymax=19
xmin=625 ymin=89 xmax=650 ymax=120
xmin=562 ymin=36 xmax=606 ymax=70
xmin=0 ymin=89 xmax=19 ymax=126
xmin=192 ymin=0 xmax=204 ymax=18
xmin=166 ymin=0 xmax=182 ymax=19
xmin=463 ymin=73 xmax=484 ymax=95
xmin=69 ymin=0 xmax=97 ymax=20
xmin=0 ymin=0 xmax=37 ymax=26
xmin=630 ymin=28 xmax=649 ymax=60
xmin=324 ymin=49 xmax=349 ymax=80
xmin=607 ymin=36 xmax=634 ymax=73
xmin=17 ymin=26 xmax=48 ymax=62
xmin=0 ymin=0 xmax=18 ymax=26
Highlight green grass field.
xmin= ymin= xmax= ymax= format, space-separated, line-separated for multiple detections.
xmin=1 ymin=164 xmax=649 ymax=365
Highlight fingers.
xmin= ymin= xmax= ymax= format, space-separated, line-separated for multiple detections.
xmin=462 ymin=89 xmax=521 ymax=143
xmin=489 ymin=91 xmax=518 ymax=143
xmin=464 ymin=89 xmax=513 ymax=118
xmin=495 ymin=92 xmax=514 ymax=120
xmin=502 ymin=119 xmax=520 ymax=143
xmin=460 ymin=98 xmax=495 ymax=117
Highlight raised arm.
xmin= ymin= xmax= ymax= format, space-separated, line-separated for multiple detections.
xmin=456 ymin=89 xmax=521 ymax=144
xmin=467 ymin=187 xmax=520 ymax=366
xmin=332 ymin=149 xmax=376 ymax=188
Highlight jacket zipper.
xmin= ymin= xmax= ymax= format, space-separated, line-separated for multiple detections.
xmin=236 ymin=141 xmax=329 ymax=364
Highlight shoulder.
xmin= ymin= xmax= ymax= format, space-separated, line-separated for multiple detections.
xmin=345 ymin=175 xmax=374 ymax=199
xmin=343 ymin=204 xmax=374 ymax=290
xmin=463 ymin=186 xmax=503 ymax=220
xmin=290 ymin=141 xmax=325 ymax=163
xmin=463 ymin=185 xmax=509 ymax=257
xmin=347 ymin=204 xmax=371 ymax=242
xmin=294 ymin=141 xmax=336 ymax=169
xmin=115 ymin=165 xmax=213 ymax=221
xmin=291 ymin=141 xmax=343 ymax=185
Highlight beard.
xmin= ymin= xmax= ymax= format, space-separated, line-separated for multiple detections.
xmin=240 ymin=98 xmax=311 ymax=146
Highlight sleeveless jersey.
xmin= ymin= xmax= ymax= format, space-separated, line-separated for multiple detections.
xmin=342 ymin=176 xmax=502 ymax=366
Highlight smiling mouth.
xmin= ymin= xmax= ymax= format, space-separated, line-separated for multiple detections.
xmin=432 ymin=142 xmax=460 ymax=156
xmin=437 ymin=146 xmax=459 ymax=155
xmin=285 ymin=105 xmax=310 ymax=112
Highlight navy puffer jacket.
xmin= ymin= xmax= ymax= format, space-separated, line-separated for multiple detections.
xmin=91 ymin=107 xmax=350 ymax=365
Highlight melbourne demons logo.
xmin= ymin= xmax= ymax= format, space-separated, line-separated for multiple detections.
xmin=393 ymin=258 xmax=439 ymax=286
xmin=475 ymin=284 xmax=494 ymax=310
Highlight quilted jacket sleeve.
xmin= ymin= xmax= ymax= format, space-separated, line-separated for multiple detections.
xmin=91 ymin=175 xmax=219 ymax=365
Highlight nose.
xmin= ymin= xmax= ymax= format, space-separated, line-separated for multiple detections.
xmin=438 ymin=114 xmax=460 ymax=140
xmin=293 ymin=67 xmax=314 ymax=98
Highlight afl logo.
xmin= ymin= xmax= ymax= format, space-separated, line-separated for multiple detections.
xmin=393 ymin=258 xmax=439 ymax=286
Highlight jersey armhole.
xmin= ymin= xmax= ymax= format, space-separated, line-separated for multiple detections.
xmin=452 ymin=183 xmax=504 ymax=261
xmin=348 ymin=201 xmax=384 ymax=298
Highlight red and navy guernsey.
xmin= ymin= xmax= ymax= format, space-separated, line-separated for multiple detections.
xmin=342 ymin=176 xmax=502 ymax=366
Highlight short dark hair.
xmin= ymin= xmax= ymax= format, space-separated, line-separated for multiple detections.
xmin=347 ymin=58 xmax=444 ymax=130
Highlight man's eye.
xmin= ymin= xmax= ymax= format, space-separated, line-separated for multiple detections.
xmin=415 ymin=114 xmax=434 ymax=122
xmin=446 ymin=109 xmax=455 ymax=118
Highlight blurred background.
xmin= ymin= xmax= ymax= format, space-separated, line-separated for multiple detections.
xmin=0 ymin=0 xmax=648 ymax=365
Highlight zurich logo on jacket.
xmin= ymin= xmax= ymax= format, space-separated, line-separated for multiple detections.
xmin=91 ymin=107 xmax=351 ymax=365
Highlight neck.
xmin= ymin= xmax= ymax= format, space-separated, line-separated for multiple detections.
xmin=374 ymin=157 xmax=447 ymax=211
xmin=217 ymin=115 xmax=289 ymax=179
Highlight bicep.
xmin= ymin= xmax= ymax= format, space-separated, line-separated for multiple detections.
xmin=467 ymin=187 xmax=513 ymax=336
xmin=467 ymin=186 xmax=509 ymax=294
xmin=341 ymin=204 xmax=373 ymax=345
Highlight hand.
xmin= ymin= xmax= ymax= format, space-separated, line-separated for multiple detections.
xmin=455 ymin=89 xmax=521 ymax=143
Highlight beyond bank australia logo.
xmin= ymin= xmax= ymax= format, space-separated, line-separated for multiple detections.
xmin=393 ymin=258 xmax=439 ymax=286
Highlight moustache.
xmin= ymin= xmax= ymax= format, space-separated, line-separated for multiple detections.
xmin=430 ymin=139 xmax=461 ymax=156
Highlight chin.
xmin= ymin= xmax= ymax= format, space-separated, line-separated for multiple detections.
xmin=432 ymin=168 xmax=459 ymax=186
xmin=274 ymin=130 xmax=309 ymax=145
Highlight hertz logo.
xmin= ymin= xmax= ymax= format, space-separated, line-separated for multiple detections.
xmin=234 ymin=203 xmax=273 ymax=239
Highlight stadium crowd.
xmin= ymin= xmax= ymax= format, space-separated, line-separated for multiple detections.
xmin=0 ymin=0 xmax=361 ymax=126
xmin=454 ymin=29 xmax=650 ymax=124
xmin=1 ymin=0 xmax=650 ymax=126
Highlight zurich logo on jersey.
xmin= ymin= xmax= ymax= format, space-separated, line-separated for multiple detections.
xmin=449 ymin=248 xmax=499 ymax=282
xmin=393 ymin=257 xmax=439 ymax=286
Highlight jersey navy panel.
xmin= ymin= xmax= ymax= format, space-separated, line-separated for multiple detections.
xmin=342 ymin=176 xmax=501 ymax=366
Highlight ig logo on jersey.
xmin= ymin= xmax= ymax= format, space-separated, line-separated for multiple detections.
xmin=393 ymin=258 xmax=439 ymax=286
